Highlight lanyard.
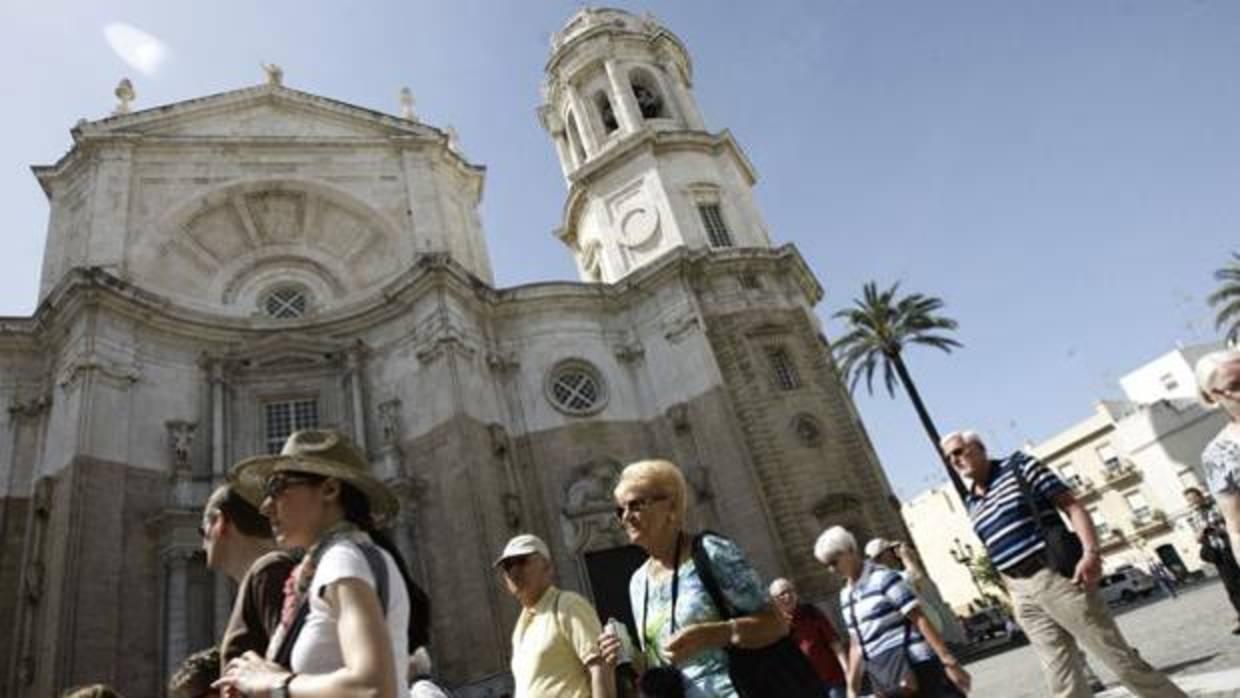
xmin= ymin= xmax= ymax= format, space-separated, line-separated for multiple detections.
xmin=641 ymin=532 xmax=683 ymax=662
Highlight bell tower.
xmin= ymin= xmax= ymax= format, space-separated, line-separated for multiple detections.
xmin=540 ymin=8 xmax=773 ymax=283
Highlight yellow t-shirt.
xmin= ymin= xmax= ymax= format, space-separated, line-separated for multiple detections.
xmin=510 ymin=587 xmax=602 ymax=698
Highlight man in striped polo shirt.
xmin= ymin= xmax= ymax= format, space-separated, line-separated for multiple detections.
xmin=941 ymin=430 xmax=1185 ymax=698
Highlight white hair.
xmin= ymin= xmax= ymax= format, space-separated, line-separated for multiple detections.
xmin=1195 ymin=349 xmax=1240 ymax=406
xmin=769 ymin=577 xmax=794 ymax=596
xmin=813 ymin=525 xmax=858 ymax=564
xmin=939 ymin=430 xmax=984 ymax=451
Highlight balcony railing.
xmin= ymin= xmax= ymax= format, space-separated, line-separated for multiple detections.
xmin=1067 ymin=475 xmax=1099 ymax=499
xmin=1130 ymin=508 xmax=1168 ymax=534
xmin=1103 ymin=460 xmax=1140 ymax=485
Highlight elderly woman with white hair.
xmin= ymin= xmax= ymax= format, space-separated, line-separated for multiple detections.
xmin=1197 ymin=349 xmax=1240 ymax=561
xmin=814 ymin=526 xmax=970 ymax=697
xmin=603 ymin=459 xmax=817 ymax=697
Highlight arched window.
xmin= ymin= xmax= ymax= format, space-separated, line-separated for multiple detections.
xmin=629 ymin=69 xmax=667 ymax=120
xmin=565 ymin=110 xmax=587 ymax=164
xmin=594 ymin=90 xmax=619 ymax=134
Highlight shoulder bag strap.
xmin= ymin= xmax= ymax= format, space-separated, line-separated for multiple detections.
xmin=274 ymin=540 xmax=390 ymax=668
xmin=1010 ymin=456 xmax=1053 ymax=539
xmin=689 ymin=530 xmax=735 ymax=620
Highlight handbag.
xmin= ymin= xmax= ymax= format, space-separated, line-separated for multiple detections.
xmin=689 ymin=532 xmax=822 ymax=698
xmin=1010 ymin=455 xmax=1083 ymax=578
xmin=845 ymin=586 xmax=919 ymax=697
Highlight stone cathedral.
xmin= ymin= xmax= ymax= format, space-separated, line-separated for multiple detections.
xmin=0 ymin=8 xmax=905 ymax=696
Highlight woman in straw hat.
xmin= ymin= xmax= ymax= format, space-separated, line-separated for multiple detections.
xmin=213 ymin=429 xmax=428 ymax=698
xmin=1197 ymin=349 xmax=1240 ymax=563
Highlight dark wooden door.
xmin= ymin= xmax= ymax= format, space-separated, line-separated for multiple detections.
xmin=584 ymin=545 xmax=648 ymax=644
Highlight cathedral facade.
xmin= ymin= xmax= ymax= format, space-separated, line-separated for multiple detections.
xmin=0 ymin=9 xmax=905 ymax=696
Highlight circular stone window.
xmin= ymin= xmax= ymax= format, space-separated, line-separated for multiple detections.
xmin=262 ymin=285 xmax=311 ymax=320
xmin=546 ymin=360 xmax=607 ymax=416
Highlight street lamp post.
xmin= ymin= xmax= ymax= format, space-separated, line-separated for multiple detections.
xmin=950 ymin=537 xmax=986 ymax=603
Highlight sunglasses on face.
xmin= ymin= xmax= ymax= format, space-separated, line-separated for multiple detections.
xmin=499 ymin=554 xmax=534 ymax=573
xmin=263 ymin=473 xmax=324 ymax=499
xmin=614 ymin=495 xmax=668 ymax=520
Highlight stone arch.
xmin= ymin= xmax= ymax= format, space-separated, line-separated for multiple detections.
xmin=146 ymin=177 xmax=405 ymax=312
xmin=628 ymin=67 xmax=668 ymax=120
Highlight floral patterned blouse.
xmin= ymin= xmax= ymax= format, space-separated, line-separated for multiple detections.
xmin=1204 ymin=428 xmax=1240 ymax=496
xmin=628 ymin=533 xmax=767 ymax=698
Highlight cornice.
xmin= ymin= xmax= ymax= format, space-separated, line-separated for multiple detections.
xmin=9 ymin=245 xmax=823 ymax=350
xmin=555 ymin=129 xmax=757 ymax=248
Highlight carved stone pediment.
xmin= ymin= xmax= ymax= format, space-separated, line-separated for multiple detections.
xmin=213 ymin=332 xmax=349 ymax=372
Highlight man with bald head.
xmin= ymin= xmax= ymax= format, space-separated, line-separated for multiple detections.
xmin=941 ymin=430 xmax=1184 ymax=698
xmin=769 ymin=577 xmax=847 ymax=698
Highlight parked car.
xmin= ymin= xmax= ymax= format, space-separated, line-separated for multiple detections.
xmin=962 ymin=607 xmax=1007 ymax=643
xmin=1099 ymin=565 xmax=1157 ymax=605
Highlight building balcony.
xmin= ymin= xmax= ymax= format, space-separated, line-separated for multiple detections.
xmin=1067 ymin=475 xmax=1100 ymax=501
xmin=1097 ymin=528 xmax=1128 ymax=552
xmin=1102 ymin=460 xmax=1140 ymax=486
xmin=1130 ymin=508 xmax=1169 ymax=535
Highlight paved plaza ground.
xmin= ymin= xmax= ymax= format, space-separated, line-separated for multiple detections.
xmin=965 ymin=578 xmax=1240 ymax=696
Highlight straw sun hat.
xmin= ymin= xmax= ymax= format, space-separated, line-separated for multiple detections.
xmin=229 ymin=429 xmax=399 ymax=527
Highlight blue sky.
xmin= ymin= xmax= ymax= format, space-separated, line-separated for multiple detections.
xmin=2 ymin=1 xmax=1236 ymax=499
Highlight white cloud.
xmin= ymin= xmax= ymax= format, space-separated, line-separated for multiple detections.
xmin=103 ymin=22 xmax=169 ymax=76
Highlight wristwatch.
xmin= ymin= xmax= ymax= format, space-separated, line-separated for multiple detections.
xmin=272 ymin=672 xmax=296 ymax=698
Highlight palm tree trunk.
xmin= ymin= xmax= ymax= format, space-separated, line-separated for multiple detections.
xmin=889 ymin=351 xmax=968 ymax=501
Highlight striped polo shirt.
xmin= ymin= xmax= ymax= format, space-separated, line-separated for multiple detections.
xmin=965 ymin=451 xmax=1069 ymax=573
xmin=839 ymin=561 xmax=931 ymax=662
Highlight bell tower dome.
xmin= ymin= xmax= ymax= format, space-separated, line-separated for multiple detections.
xmin=540 ymin=8 xmax=773 ymax=283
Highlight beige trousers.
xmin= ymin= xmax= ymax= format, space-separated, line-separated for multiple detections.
xmin=1004 ymin=567 xmax=1186 ymax=698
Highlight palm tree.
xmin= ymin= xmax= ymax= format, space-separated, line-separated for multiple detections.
xmin=832 ymin=281 xmax=966 ymax=498
xmin=1210 ymin=252 xmax=1240 ymax=344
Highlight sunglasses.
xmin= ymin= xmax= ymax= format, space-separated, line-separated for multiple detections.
xmin=263 ymin=473 xmax=324 ymax=499
xmin=499 ymin=554 xmax=534 ymax=573
xmin=614 ymin=495 xmax=668 ymax=520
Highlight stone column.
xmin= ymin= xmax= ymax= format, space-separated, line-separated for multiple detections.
xmin=210 ymin=363 xmax=227 ymax=479
xmin=163 ymin=548 xmax=193 ymax=679
xmin=565 ymin=84 xmax=601 ymax=157
xmin=664 ymin=65 xmax=705 ymax=131
xmin=346 ymin=344 xmax=368 ymax=453
xmin=604 ymin=59 xmax=642 ymax=133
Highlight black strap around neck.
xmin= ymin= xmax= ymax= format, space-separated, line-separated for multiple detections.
xmin=641 ymin=532 xmax=683 ymax=660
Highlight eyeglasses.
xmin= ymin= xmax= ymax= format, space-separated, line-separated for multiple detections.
xmin=614 ymin=495 xmax=668 ymax=520
xmin=263 ymin=473 xmax=323 ymax=500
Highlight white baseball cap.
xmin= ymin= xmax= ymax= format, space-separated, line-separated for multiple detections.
xmin=494 ymin=533 xmax=551 ymax=567
xmin=864 ymin=537 xmax=900 ymax=559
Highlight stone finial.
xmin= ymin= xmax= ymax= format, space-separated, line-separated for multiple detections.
xmin=113 ymin=78 xmax=135 ymax=115
xmin=262 ymin=63 xmax=284 ymax=86
xmin=399 ymin=87 xmax=416 ymax=120
xmin=445 ymin=126 xmax=462 ymax=154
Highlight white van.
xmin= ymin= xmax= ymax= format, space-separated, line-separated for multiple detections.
xmin=1098 ymin=566 xmax=1157 ymax=605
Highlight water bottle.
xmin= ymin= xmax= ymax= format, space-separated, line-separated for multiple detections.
xmin=606 ymin=617 xmax=633 ymax=665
